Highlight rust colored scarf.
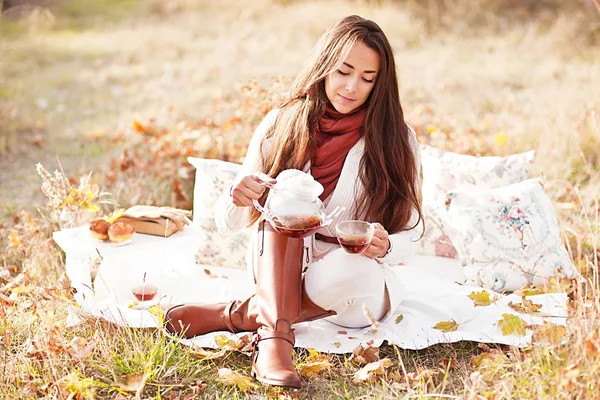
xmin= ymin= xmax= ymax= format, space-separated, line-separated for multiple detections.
xmin=312 ymin=104 xmax=366 ymax=201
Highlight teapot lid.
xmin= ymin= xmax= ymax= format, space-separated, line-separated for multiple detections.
xmin=275 ymin=169 xmax=324 ymax=198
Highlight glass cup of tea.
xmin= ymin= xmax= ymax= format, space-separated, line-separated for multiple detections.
xmin=335 ymin=220 xmax=375 ymax=254
xmin=130 ymin=272 xmax=159 ymax=304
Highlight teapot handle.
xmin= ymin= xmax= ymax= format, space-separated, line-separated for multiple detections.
xmin=250 ymin=177 xmax=276 ymax=213
xmin=321 ymin=205 xmax=346 ymax=227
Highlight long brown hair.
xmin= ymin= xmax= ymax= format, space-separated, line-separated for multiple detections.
xmin=250 ymin=15 xmax=422 ymax=234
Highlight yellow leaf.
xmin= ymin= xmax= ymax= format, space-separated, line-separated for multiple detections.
xmin=468 ymin=290 xmax=498 ymax=307
xmin=433 ymin=319 xmax=459 ymax=333
xmin=395 ymin=314 xmax=404 ymax=324
xmin=213 ymin=334 xmax=252 ymax=352
xmin=496 ymin=313 xmax=527 ymax=336
xmin=508 ymin=296 xmax=543 ymax=314
xmin=352 ymin=358 xmax=393 ymax=384
xmin=298 ymin=359 xmax=332 ymax=378
xmin=11 ymin=285 xmax=35 ymax=294
xmin=514 ymin=286 xmax=545 ymax=296
xmin=217 ymin=368 xmax=257 ymax=392
xmin=531 ymin=322 xmax=567 ymax=345
xmin=190 ymin=346 xmax=226 ymax=360
xmin=214 ymin=334 xmax=240 ymax=350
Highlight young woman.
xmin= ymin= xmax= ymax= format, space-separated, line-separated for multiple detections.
xmin=165 ymin=15 xmax=423 ymax=389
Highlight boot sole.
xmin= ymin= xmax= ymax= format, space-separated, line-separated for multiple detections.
xmin=251 ymin=368 xmax=301 ymax=389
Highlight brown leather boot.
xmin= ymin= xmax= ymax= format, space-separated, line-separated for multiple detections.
xmin=164 ymin=280 xmax=334 ymax=338
xmin=250 ymin=220 xmax=302 ymax=388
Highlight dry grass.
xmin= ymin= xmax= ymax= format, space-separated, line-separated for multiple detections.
xmin=1 ymin=0 xmax=600 ymax=398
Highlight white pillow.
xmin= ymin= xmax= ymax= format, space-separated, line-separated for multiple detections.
xmin=188 ymin=157 xmax=250 ymax=270
xmin=440 ymin=177 xmax=577 ymax=292
xmin=418 ymin=145 xmax=535 ymax=259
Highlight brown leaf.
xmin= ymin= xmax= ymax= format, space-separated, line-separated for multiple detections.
xmin=337 ymin=330 xmax=347 ymax=335
xmin=352 ymin=358 xmax=393 ymax=383
xmin=114 ymin=373 xmax=147 ymax=393
xmin=508 ymin=296 xmax=543 ymax=314
xmin=438 ymin=357 xmax=457 ymax=370
xmin=68 ymin=336 xmax=98 ymax=359
xmin=349 ymin=345 xmax=380 ymax=366
xmin=395 ymin=314 xmax=404 ymax=324
xmin=585 ymin=333 xmax=600 ymax=356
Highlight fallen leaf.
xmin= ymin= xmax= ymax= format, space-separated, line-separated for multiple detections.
xmin=214 ymin=334 xmax=252 ymax=353
xmin=531 ymin=322 xmax=567 ymax=345
xmin=438 ymin=358 xmax=457 ymax=370
xmin=114 ymin=373 xmax=147 ymax=393
xmin=468 ymin=290 xmax=498 ymax=307
xmin=190 ymin=346 xmax=226 ymax=360
xmin=298 ymin=354 xmax=332 ymax=378
xmin=68 ymin=336 xmax=98 ymax=359
xmin=337 ymin=330 xmax=347 ymax=335
xmin=332 ymin=341 xmax=341 ymax=348
xmin=513 ymin=286 xmax=545 ymax=296
xmin=495 ymin=314 xmax=527 ymax=336
xmin=585 ymin=332 xmax=600 ymax=356
xmin=349 ymin=345 xmax=380 ymax=366
xmin=508 ymin=296 xmax=542 ymax=314
xmin=395 ymin=314 xmax=404 ymax=324
xmin=433 ymin=319 xmax=459 ymax=333
xmin=352 ymin=358 xmax=393 ymax=383
xmin=217 ymin=368 xmax=257 ymax=392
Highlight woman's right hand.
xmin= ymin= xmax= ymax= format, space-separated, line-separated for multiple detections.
xmin=230 ymin=172 xmax=276 ymax=208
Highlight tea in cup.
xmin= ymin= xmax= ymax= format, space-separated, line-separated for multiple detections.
xmin=336 ymin=220 xmax=375 ymax=254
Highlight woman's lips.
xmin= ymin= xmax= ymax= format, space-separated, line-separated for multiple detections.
xmin=339 ymin=94 xmax=355 ymax=103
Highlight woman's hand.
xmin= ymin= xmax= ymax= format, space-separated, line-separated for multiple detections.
xmin=362 ymin=222 xmax=390 ymax=259
xmin=230 ymin=172 xmax=276 ymax=207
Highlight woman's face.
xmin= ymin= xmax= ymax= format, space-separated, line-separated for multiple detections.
xmin=325 ymin=41 xmax=381 ymax=114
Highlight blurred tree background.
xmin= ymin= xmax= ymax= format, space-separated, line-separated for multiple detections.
xmin=1 ymin=0 xmax=599 ymax=213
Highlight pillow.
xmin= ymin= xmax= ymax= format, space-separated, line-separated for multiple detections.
xmin=188 ymin=157 xmax=250 ymax=270
xmin=440 ymin=177 xmax=577 ymax=292
xmin=418 ymin=145 xmax=535 ymax=259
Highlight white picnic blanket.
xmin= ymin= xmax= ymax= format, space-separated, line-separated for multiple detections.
xmin=69 ymin=254 xmax=568 ymax=353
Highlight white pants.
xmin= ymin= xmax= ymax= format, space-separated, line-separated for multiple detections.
xmin=303 ymin=249 xmax=389 ymax=329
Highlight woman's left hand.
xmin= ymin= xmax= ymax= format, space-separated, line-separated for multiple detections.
xmin=362 ymin=222 xmax=390 ymax=259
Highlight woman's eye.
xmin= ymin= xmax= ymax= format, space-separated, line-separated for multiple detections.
xmin=337 ymin=70 xmax=350 ymax=76
xmin=363 ymin=78 xmax=374 ymax=83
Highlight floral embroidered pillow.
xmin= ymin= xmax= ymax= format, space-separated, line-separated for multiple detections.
xmin=440 ymin=178 xmax=577 ymax=292
xmin=188 ymin=157 xmax=250 ymax=270
xmin=418 ymin=146 xmax=535 ymax=259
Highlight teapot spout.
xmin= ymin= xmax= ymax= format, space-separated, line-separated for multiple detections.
xmin=322 ymin=206 xmax=346 ymax=227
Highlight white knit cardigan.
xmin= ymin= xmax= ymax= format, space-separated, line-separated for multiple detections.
xmin=215 ymin=110 xmax=423 ymax=319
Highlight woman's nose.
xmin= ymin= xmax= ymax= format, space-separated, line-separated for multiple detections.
xmin=345 ymin=77 xmax=357 ymax=93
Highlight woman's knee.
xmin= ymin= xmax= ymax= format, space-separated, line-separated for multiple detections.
xmin=304 ymin=249 xmax=385 ymax=308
